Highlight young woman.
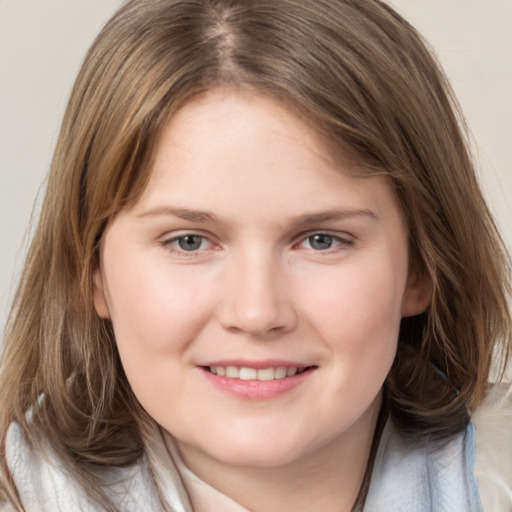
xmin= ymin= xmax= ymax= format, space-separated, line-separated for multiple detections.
xmin=1 ymin=1 xmax=511 ymax=510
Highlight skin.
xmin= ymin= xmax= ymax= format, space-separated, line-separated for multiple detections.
xmin=94 ymin=89 xmax=430 ymax=512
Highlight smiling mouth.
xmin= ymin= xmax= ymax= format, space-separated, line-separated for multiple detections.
xmin=205 ymin=366 xmax=313 ymax=381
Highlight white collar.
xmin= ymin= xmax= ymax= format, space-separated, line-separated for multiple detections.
xmin=142 ymin=421 xmax=250 ymax=512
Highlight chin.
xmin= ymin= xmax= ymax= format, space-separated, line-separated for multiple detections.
xmin=197 ymin=429 xmax=318 ymax=469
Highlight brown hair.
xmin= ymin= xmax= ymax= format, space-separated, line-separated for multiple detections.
xmin=1 ymin=0 xmax=510 ymax=510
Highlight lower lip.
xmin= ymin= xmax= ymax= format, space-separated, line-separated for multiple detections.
xmin=200 ymin=367 xmax=314 ymax=400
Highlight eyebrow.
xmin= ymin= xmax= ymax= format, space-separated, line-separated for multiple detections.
xmin=136 ymin=206 xmax=378 ymax=226
xmin=289 ymin=209 xmax=378 ymax=225
xmin=136 ymin=207 xmax=222 ymax=224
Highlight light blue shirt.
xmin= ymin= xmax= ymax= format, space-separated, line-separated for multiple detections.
xmin=364 ymin=419 xmax=482 ymax=511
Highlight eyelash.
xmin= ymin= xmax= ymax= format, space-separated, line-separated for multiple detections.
xmin=163 ymin=233 xmax=216 ymax=257
xmin=162 ymin=231 xmax=354 ymax=257
xmin=294 ymin=232 xmax=354 ymax=253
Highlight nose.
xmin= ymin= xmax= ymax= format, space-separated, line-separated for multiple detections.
xmin=216 ymin=251 xmax=297 ymax=338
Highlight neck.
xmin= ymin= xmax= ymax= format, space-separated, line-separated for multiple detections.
xmin=175 ymin=398 xmax=382 ymax=512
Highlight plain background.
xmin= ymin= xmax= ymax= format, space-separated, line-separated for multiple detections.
xmin=1 ymin=1 xmax=511 ymax=334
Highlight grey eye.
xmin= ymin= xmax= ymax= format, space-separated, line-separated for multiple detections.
xmin=308 ymin=234 xmax=334 ymax=250
xmin=177 ymin=235 xmax=204 ymax=251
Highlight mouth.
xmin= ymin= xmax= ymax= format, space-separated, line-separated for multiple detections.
xmin=203 ymin=365 xmax=314 ymax=381
xmin=200 ymin=363 xmax=316 ymax=399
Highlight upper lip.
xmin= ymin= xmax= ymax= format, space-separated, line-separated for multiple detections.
xmin=200 ymin=359 xmax=310 ymax=369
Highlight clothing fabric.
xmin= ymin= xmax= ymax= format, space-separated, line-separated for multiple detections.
xmin=472 ymin=385 xmax=512 ymax=510
xmin=151 ymin=421 xmax=484 ymax=512
xmin=364 ymin=420 xmax=481 ymax=511
xmin=3 ymin=386 xmax=511 ymax=511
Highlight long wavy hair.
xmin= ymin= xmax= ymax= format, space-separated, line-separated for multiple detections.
xmin=1 ymin=0 xmax=511 ymax=510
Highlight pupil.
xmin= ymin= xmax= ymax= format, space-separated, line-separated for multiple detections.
xmin=178 ymin=235 xmax=202 ymax=251
xmin=310 ymin=234 xmax=332 ymax=250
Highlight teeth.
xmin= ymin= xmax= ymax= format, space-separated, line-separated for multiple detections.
xmin=226 ymin=366 xmax=239 ymax=378
xmin=208 ymin=366 xmax=304 ymax=381
xmin=239 ymin=367 xmax=257 ymax=380
xmin=257 ymin=368 xmax=275 ymax=381
xmin=274 ymin=367 xmax=287 ymax=379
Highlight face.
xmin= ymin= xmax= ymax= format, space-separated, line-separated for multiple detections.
xmin=94 ymin=90 xmax=428 ymax=471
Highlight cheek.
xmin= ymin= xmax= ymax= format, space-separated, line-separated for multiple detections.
xmin=104 ymin=256 xmax=217 ymax=357
xmin=103 ymin=259 xmax=221 ymax=418
xmin=300 ymin=258 xmax=406 ymax=371
xmin=307 ymin=259 xmax=405 ymax=329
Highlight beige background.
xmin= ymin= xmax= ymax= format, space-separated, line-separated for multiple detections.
xmin=1 ymin=1 xmax=511 ymax=333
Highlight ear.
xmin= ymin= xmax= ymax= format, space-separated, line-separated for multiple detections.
xmin=93 ymin=267 xmax=111 ymax=319
xmin=402 ymin=268 xmax=432 ymax=318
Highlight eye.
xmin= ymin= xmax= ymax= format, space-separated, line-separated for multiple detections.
xmin=306 ymin=234 xmax=335 ymax=250
xmin=166 ymin=234 xmax=213 ymax=253
xmin=297 ymin=233 xmax=353 ymax=252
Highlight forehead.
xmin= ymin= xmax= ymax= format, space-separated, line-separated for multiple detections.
xmin=151 ymin=89 xmax=340 ymax=175
xmin=130 ymin=89 xmax=401 ymax=227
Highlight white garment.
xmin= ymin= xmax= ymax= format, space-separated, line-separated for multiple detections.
xmin=2 ymin=385 xmax=511 ymax=511
xmin=473 ymin=385 xmax=512 ymax=511
xmin=364 ymin=419 xmax=481 ymax=511
xmin=3 ymin=424 xmax=165 ymax=512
